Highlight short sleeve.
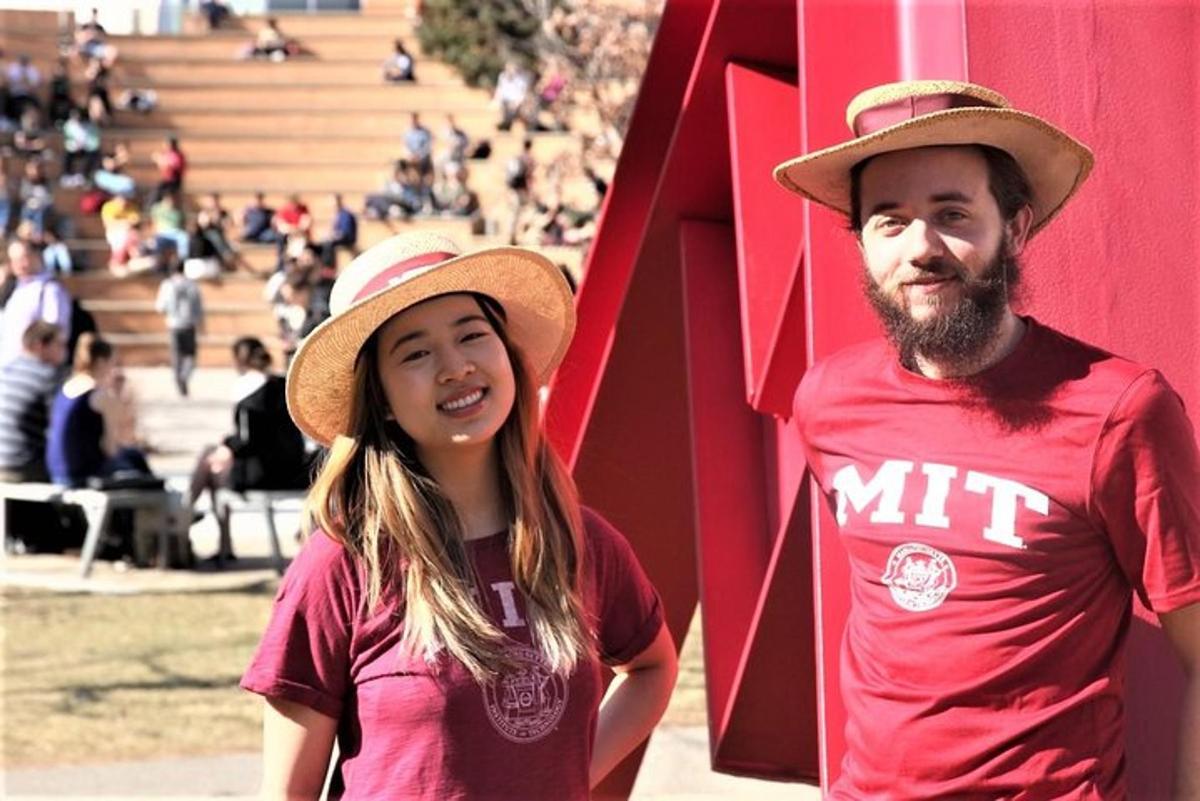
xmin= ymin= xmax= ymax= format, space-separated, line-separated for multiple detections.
xmin=1091 ymin=370 xmax=1200 ymax=613
xmin=581 ymin=507 xmax=665 ymax=666
xmin=240 ymin=531 xmax=360 ymax=719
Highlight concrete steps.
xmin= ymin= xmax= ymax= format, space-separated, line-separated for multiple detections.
xmin=229 ymin=13 xmax=416 ymax=36
xmin=110 ymin=107 xmax=501 ymax=136
xmin=114 ymin=82 xmax=485 ymax=112
xmin=10 ymin=6 xmax=594 ymax=370
xmin=115 ymin=58 xmax=460 ymax=85
xmin=110 ymin=32 xmax=422 ymax=61
xmin=67 ymin=212 xmax=477 ymax=244
xmin=112 ymin=131 xmax=572 ymax=164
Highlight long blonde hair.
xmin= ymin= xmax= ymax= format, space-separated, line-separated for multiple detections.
xmin=305 ymin=295 xmax=592 ymax=680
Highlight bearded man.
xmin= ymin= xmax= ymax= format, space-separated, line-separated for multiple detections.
xmin=775 ymin=80 xmax=1200 ymax=799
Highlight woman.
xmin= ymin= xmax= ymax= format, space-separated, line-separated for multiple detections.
xmin=188 ymin=336 xmax=309 ymax=562
xmin=46 ymin=333 xmax=151 ymax=488
xmin=241 ymin=232 xmax=677 ymax=799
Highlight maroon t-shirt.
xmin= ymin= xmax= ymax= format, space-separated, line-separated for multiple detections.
xmin=795 ymin=318 xmax=1200 ymax=799
xmin=241 ymin=507 xmax=663 ymax=800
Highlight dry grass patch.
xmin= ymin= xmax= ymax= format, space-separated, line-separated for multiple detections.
xmin=2 ymin=584 xmax=276 ymax=768
xmin=1 ymin=584 xmax=710 ymax=769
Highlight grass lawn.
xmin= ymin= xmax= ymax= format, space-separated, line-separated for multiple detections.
xmin=2 ymin=583 xmax=708 ymax=769
xmin=2 ymin=583 xmax=276 ymax=768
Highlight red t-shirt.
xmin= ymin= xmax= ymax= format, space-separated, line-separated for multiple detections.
xmin=275 ymin=201 xmax=309 ymax=228
xmin=794 ymin=318 xmax=1200 ymax=800
xmin=159 ymin=149 xmax=185 ymax=182
xmin=241 ymin=506 xmax=663 ymax=800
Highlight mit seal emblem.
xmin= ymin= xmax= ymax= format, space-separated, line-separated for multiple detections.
xmin=881 ymin=542 xmax=957 ymax=612
xmin=482 ymin=645 xmax=569 ymax=743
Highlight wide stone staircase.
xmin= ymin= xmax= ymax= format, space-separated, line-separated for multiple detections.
xmin=3 ymin=3 xmax=596 ymax=367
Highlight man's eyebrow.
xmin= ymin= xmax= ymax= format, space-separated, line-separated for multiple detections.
xmin=866 ymin=191 xmax=974 ymax=218
xmin=930 ymin=191 xmax=973 ymax=204
xmin=387 ymin=315 xmax=488 ymax=354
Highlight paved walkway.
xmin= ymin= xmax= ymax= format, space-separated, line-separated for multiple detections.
xmin=1 ymin=367 xmax=820 ymax=800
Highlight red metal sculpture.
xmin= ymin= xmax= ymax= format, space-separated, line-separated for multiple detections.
xmin=548 ymin=1 xmax=1198 ymax=797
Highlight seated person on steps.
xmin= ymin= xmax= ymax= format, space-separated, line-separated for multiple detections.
xmin=187 ymin=337 xmax=311 ymax=563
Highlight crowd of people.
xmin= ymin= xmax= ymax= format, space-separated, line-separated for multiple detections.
xmin=0 ymin=4 xmax=623 ymax=568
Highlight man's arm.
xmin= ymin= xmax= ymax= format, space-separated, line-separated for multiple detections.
xmin=1161 ymin=602 xmax=1200 ymax=801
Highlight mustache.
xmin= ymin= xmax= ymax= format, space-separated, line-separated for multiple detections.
xmin=900 ymin=258 xmax=1006 ymax=291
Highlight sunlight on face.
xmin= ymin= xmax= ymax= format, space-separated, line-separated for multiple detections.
xmin=373 ymin=294 xmax=516 ymax=458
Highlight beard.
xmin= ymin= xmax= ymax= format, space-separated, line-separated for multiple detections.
xmin=863 ymin=239 xmax=1021 ymax=372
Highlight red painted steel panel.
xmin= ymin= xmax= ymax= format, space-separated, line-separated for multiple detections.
xmin=546 ymin=0 xmax=717 ymax=468
xmin=679 ymin=220 xmax=774 ymax=748
xmin=715 ymin=478 xmax=819 ymax=781
xmin=964 ymin=3 xmax=1199 ymax=796
xmin=724 ymin=62 xmax=808 ymax=416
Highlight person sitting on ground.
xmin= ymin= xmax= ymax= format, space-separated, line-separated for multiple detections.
xmin=40 ymin=228 xmax=73 ymax=275
xmin=45 ymin=333 xmax=152 ymax=489
xmin=533 ymin=56 xmax=570 ymax=131
xmin=0 ymin=239 xmax=70 ymax=366
xmin=492 ymin=60 xmax=531 ymax=131
xmin=431 ymin=161 xmax=481 ymax=221
xmin=316 ymin=193 xmax=357 ymax=268
xmin=93 ymin=140 xmax=135 ymax=196
xmin=101 ymin=190 xmax=141 ymax=261
xmin=5 ymin=55 xmax=42 ymax=119
xmin=244 ymin=18 xmax=296 ymax=62
xmin=240 ymin=191 xmax=276 ymax=243
xmin=151 ymin=137 xmax=187 ymax=201
xmin=0 ymin=168 xmax=13 ymax=235
xmin=108 ymin=218 xmax=159 ymax=277
xmin=272 ymin=193 xmax=312 ymax=243
xmin=0 ymin=320 xmax=66 ymax=483
xmin=150 ymin=191 xmax=190 ymax=260
xmin=381 ymin=38 xmax=415 ymax=82
xmin=363 ymin=161 xmax=410 ymax=221
xmin=187 ymin=336 xmax=310 ymax=563
xmin=264 ymin=250 xmax=316 ymax=354
xmin=73 ymin=8 xmax=108 ymax=63
xmin=439 ymin=113 xmax=469 ymax=168
xmin=17 ymin=159 xmax=55 ymax=243
xmin=47 ymin=58 xmax=73 ymax=128
xmin=403 ymin=112 xmax=434 ymax=182
xmin=116 ymin=87 xmax=157 ymax=114
xmin=12 ymin=107 xmax=50 ymax=163
xmin=83 ymin=58 xmax=112 ymax=125
xmin=195 ymin=192 xmax=249 ymax=273
xmin=198 ymin=0 xmax=232 ymax=31
xmin=61 ymin=107 xmax=102 ymax=187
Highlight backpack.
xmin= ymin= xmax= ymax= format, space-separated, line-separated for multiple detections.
xmin=505 ymin=156 xmax=529 ymax=190
xmin=79 ymin=188 xmax=109 ymax=215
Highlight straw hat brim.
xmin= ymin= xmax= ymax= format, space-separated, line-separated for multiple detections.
xmin=773 ymin=107 xmax=1094 ymax=233
xmin=286 ymin=247 xmax=575 ymax=446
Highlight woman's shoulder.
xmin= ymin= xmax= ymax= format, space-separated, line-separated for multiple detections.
xmin=579 ymin=505 xmax=638 ymax=565
xmin=281 ymin=527 xmax=364 ymax=604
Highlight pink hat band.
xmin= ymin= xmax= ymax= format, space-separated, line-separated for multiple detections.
xmin=351 ymin=251 xmax=457 ymax=304
xmin=853 ymin=93 xmax=998 ymax=137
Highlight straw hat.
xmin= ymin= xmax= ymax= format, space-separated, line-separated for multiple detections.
xmin=773 ymin=79 xmax=1094 ymax=233
xmin=286 ymin=231 xmax=576 ymax=446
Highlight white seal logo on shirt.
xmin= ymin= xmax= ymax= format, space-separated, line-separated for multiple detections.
xmin=881 ymin=543 xmax=957 ymax=612
xmin=482 ymin=645 xmax=568 ymax=743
